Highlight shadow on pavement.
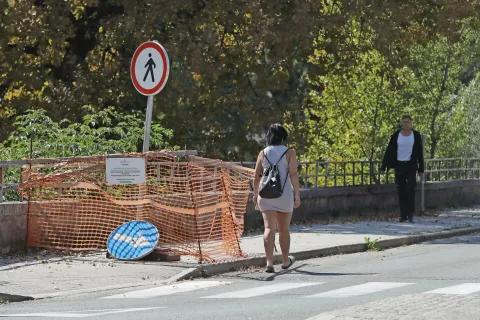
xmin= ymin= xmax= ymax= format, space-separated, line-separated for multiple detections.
xmin=223 ymin=263 xmax=376 ymax=282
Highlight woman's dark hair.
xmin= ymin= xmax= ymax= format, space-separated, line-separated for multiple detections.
xmin=266 ymin=123 xmax=288 ymax=146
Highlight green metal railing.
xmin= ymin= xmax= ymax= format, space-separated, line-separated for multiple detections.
xmin=2 ymin=157 xmax=480 ymax=202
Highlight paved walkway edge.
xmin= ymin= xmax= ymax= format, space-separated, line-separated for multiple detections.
xmin=26 ymin=268 xmax=200 ymax=301
xmin=180 ymin=226 xmax=480 ymax=280
xmin=0 ymin=293 xmax=34 ymax=303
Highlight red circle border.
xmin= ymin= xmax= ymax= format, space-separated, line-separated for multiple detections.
xmin=130 ymin=41 xmax=170 ymax=96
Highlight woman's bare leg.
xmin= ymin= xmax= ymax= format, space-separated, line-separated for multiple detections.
xmin=262 ymin=210 xmax=277 ymax=267
xmin=276 ymin=211 xmax=293 ymax=266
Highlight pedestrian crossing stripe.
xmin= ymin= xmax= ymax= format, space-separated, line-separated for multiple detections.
xmin=102 ymin=281 xmax=230 ymax=299
xmin=425 ymin=283 xmax=480 ymax=295
xmin=0 ymin=308 xmax=164 ymax=318
xmin=203 ymin=282 xmax=324 ymax=299
xmin=305 ymin=282 xmax=414 ymax=298
xmin=304 ymin=315 xmax=337 ymax=320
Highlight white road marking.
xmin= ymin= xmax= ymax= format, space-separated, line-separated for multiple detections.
xmin=0 ymin=307 xmax=163 ymax=318
xmin=102 ymin=280 xmax=230 ymax=299
xmin=306 ymin=282 xmax=414 ymax=298
xmin=113 ymin=232 xmax=151 ymax=248
xmin=426 ymin=283 xmax=480 ymax=295
xmin=303 ymin=315 xmax=338 ymax=320
xmin=203 ymin=282 xmax=324 ymax=299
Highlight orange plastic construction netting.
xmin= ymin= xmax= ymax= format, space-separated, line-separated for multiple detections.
xmin=19 ymin=151 xmax=255 ymax=262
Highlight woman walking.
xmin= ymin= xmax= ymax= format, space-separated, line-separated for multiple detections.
xmin=253 ymin=123 xmax=301 ymax=273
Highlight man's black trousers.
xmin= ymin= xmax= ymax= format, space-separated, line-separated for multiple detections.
xmin=395 ymin=161 xmax=417 ymax=220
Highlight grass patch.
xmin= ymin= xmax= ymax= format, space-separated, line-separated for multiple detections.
xmin=364 ymin=237 xmax=381 ymax=251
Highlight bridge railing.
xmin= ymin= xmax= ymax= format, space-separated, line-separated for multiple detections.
xmin=233 ymin=158 xmax=480 ymax=189
xmin=2 ymin=157 xmax=480 ymax=202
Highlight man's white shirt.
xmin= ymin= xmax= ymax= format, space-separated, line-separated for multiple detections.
xmin=397 ymin=131 xmax=414 ymax=161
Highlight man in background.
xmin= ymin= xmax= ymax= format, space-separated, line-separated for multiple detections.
xmin=381 ymin=115 xmax=424 ymax=223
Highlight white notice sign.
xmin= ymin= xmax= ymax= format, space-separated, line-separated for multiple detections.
xmin=106 ymin=158 xmax=146 ymax=185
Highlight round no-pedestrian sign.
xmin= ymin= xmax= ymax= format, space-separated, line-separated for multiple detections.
xmin=130 ymin=41 xmax=170 ymax=96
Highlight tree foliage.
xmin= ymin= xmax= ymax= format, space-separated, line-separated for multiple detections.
xmin=403 ymin=28 xmax=480 ymax=159
xmin=288 ymin=17 xmax=410 ymax=162
xmin=289 ymin=17 xmax=480 ymax=162
xmin=437 ymin=73 xmax=480 ymax=158
xmin=2 ymin=0 xmax=479 ymax=161
xmin=0 ymin=106 xmax=175 ymax=160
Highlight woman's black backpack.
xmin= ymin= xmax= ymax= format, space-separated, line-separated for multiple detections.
xmin=259 ymin=149 xmax=289 ymax=199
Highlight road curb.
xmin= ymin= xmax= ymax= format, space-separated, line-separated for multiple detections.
xmin=180 ymin=226 xmax=480 ymax=280
xmin=375 ymin=226 xmax=480 ymax=250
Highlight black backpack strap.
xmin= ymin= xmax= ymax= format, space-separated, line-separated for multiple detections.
xmin=263 ymin=148 xmax=289 ymax=165
xmin=280 ymin=171 xmax=289 ymax=193
xmin=280 ymin=149 xmax=290 ymax=193
xmin=275 ymin=148 xmax=289 ymax=165
xmin=263 ymin=152 xmax=272 ymax=165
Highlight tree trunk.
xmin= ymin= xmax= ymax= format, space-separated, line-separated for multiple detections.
xmin=430 ymin=49 xmax=451 ymax=159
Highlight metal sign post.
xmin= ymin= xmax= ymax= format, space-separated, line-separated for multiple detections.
xmin=420 ymin=133 xmax=426 ymax=213
xmin=143 ymin=95 xmax=154 ymax=153
xmin=130 ymin=41 xmax=170 ymax=152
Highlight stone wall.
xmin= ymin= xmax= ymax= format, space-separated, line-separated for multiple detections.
xmin=2 ymin=180 xmax=480 ymax=254
xmin=0 ymin=202 xmax=27 ymax=255
xmin=244 ymin=180 xmax=480 ymax=230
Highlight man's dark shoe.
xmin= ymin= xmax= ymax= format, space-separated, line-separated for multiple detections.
xmin=399 ymin=218 xmax=407 ymax=223
xmin=408 ymin=219 xmax=415 ymax=224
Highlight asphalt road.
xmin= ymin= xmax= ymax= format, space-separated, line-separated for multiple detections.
xmin=1 ymin=233 xmax=479 ymax=320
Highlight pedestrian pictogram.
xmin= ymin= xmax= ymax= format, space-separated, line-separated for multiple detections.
xmin=143 ymin=53 xmax=156 ymax=82
xmin=130 ymin=41 xmax=170 ymax=152
xmin=130 ymin=41 xmax=169 ymax=96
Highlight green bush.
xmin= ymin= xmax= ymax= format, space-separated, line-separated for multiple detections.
xmin=0 ymin=106 xmax=176 ymax=161
xmin=0 ymin=107 xmax=177 ymax=201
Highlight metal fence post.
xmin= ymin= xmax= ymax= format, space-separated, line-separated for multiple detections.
xmin=19 ymin=167 xmax=23 ymax=202
xmin=352 ymin=162 xmax=355 ymax=186
xmin=420 ymin=133 xmax=426 ymax=213
xmin=0 ymin=167 xmax=3 ymax=203
xmin=325 ymin=163 xmax=329 ymax=187
xmin=306 ymin=163 xmax=310 ymax=188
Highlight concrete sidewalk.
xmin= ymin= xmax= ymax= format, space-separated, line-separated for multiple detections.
xmin=0 ymin=252 xmax=198 ymax=300
xmin=1 ymin=206 xmax=480 ymax=301
xmin=241 ymin=207 xmax=480 ymax=256
xmin=187 ymin=207 xmax=480 ymax=278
